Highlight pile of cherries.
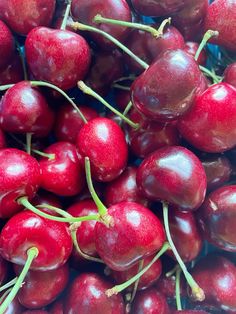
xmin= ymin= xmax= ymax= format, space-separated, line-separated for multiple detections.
xmin=0 ymin=0 xmax=236 ymax=313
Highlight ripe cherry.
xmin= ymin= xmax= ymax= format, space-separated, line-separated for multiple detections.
xmin=0 ymin=20 xmax=14 ymax=70
xmin=0 ymin=53 xmax=24 ymax=85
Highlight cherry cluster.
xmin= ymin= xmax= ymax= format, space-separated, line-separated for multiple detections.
xmin=0 ymin=0 xmax=236 ymax=313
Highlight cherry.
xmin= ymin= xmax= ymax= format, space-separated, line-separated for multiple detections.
xmin=184 ymin=42 xmax=207 ymax=66
xmin=204 ymin=0 xmax=236 ymax=52
xmin=21 ymin=311 xmax=49 ymax=314
xmin=25 ymin=27 xmax=91 ymax=90
xmin=0 ymin=53 xmax=24 ymax=85
xmin=136 ymin=146 xmax=207 ymax=211
xmin=31 ymin=190 xmax=62 ymax=216
xmin=49 ymin=300 xmax=64 ymax=314
xmin=224 ymin=62 xmax=236 ymax=88
xmin=114 ymin=89 xmax=131 ymax=111
xmin=0 ymin=129 xmax=6 ymax=149
xmin=54 ymin=103 xmax=98 ymax=143
xmin=178 ymin=83 xmax=236 ymax=153
xmin=155 ymin=272 xmax=186 ymax=299
xmin=71 ymin=0 xmax=131 ymax=50
xmin=14 ymin=263 xmax=69 ymax=309
xmin=0 ymin=20 xmax=14 ymax=70
xmin=0 ymin=148 xmax=41 ymax=219
xmin=197 ymin=185 xmax=236 ymax=252
xmin=77 ymin=117 xmax=128 ymax=182
xmin=173 ymin=311 xmax=210 ymax=314
xmin=64 ymin=273 xmax=125 ymax=313
xmin=39 ymin=142 xmax=85 ymax=196
xmin=131 ymin=49 xmax=207 ymax=122
xmin=0 ymin=81 xmax=55 ymax=137
xmin=0 ymin=0 xmax=56 ymax=36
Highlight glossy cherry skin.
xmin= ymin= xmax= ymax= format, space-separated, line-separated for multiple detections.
xmin=0 ymin=81 xmax=55 ymax=137
xmin=224 ymin=63 xmax=236 ymax=88
xmin=39 ymin=142 xmax=84 ymax=196
xmin=54 ymin=103 xmax=98 ymax=143
xmin=0 ymin=53 xmax=24 ymax=85
xmin=131 ymin=288 xmax=169 ymax=314
xmin=71 ymin=0 xmax=131 ymax=50
xmin=155 ymin=273 xmax=186 ymax=299
xmin=131 ymin=49 xmax=207 ymax=122
xmin=64 ymin=273 xmax=125 ymax=313
xmin=184 ymin=42 xmax=207 ymax=66
xmin=25 ymin=27 xmax=91 ymax=90
xmin=77 ymin=117 xmax=128 ymax=182
xmin=0 ymin=210 xmax=73 ymax=270
xmin=137 ymin=146 xmax=207 ymax=211
xmin=31 ymin=190 xmax=62 ymax=216
xmin=95 ymin=202 xmax=165 ymax=271
xmin=0 ymin=148 xmax=41 ymax=219
xmin=50 ymin=300 xmax=64 ymax=314
xmin=0 ymin=20 xmax=14 ymax=70
xmin=204 ymin=0 xmax=236 ymax=52
xmin=15 ymin=263 xmax=69 ymax=309
xmin=191 ymin=254 xmax=236 ymax=310
xmin=197 ymin=185 xmax=236 ymax=252
xmin=178 ymin=83 xmax=236 ymax=153
xmin=0 ymin=0 xmax=56 ymax=36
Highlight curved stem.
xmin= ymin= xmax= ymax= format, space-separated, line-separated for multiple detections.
xmin=112 ymin=84 xmax=130 ymax=91
xmin=123 ymin=101 xmax=133 ymax=117
xmin=37 ymin=204 xmax=71 ymax=218
xmin=162 ymin=202 xmax=205 ymax=301
xmin=32 ymin=149 xmax=55 ymax=160
xmin=30 ymin=81 xmax=87 ymax=123
xmin=199 ymin=65 xmax=221 ymax=84
xmin=26 ymin=133 xmax=32 ymax=155
xmin=175 ymin=266 xmax=182 ymax=311
xmin=195 ymin=30 xmax=219 ymax=62
xmin=130 ymin=259 xmax=144 ymax=302
xmin=61 ymin=0 xmax=72 ymax=30
xmin=0 ymin=247 xmax=38 ymax=314
xmin=106 ymin=242 xmax=170 ymax=297
xmin=0 ymin=278 xmax=18 ymax=293
xmin=72 ymin=22 xmax=149 ymax=70
xmin=113 ymin=75 xmax=136 ymax=84
xmin=78 ymin=81 xmax=139 ymax=129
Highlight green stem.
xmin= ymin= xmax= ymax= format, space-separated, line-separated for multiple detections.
xmin=112 ymin=84 xmax=130 ymax=91
xmin=32 ymin=149 xmax=55 ymax=160
xmin=123 ymin=101 xmax=133 ymax=117
xmin=162 ymin=202 xmax=205 ymax=302
xmin=175 ymin=266 xmax=182 ymax=311
xmin=72 ymin=22 xmax=149 ymax=70
xmin=26 ymin=133 xmax=32 ymax=155
xmin=0 ymin=84 xmax=14 ymax=91
xmin=199 ymin=65 xmax=221 ymax=84
xmin=37 ymin=204 xmax=71 ymax=218
xmin=113 ymin=75 xmax=136 ymax=83
xmin=0 ymin=247 xmax=38 ymax=314
xmin=0 ymin=278 xmax=18 ymax=293
xmin=61 ymin=0 xmax=72 ymax=30
xmin=106 ymin=242 xmax=170 ymax=297
xmin=78 ymin=81 xmax=139 ymax=129
xmin=195 ymin=30 xmax=219 ymax=62
xmin=130 ymin=259 xmax=144 ymax=302
xmin=0 ymin=288 xmax=11 ymax=305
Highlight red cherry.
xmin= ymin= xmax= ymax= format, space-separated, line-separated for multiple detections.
xmin=21 ymin=311 xmax=49 ymax=314
xmin=49 ymin=300 xmax=64 ymax=314
xmin=0 ymin=128 xmax=6 ymax=149
xmin=0 ymin=20 xmax=14 ymax=70
xmin=31 ymin=190 xmax=62 ymax=216
xmin=0 ymin=53 xmax=24 ymax=85
xmin=224 ymin=62 xmax=236 ymax=88
xmin=25 ymin=27 xmax=91 ymax=90
xmin=178 ymin=83 xmax=236 ymax=153
xmin=155 ymin=272 xmax=186 ymax=299
xmin=184 ymin=42 xmax=207 ymax=66
xmin=114 ymin=89 xmax=131 ymax=111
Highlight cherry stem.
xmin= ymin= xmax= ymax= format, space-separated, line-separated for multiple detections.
xmin=0 ymin=288 xmax=11 ymax=304
xmin=106 ymin=242 xmax=170 ymax=297
xmin=175 ymin=266 xmax=182 ymax=311
xmin=130 ymin=259 xmax=144 ymax=302
xmin=94 ymin=15 xmax=171 ymax=38
xmin=0 ymin=278 xmax=18 ymax=293
xmin=162 ymin=202 xmax=205 ymax=302
xmin=26 ymin=133 xmax=32 ymax=155
xmin=72 ymin=22 xmax=149 ymax=70
xmin=195 ymin=30 xmax=219 ymax=62
xmin=32 ymin=149 xmax=55 ymax=160
xmin=165 ymin=264 xmax=179 ymax=278
xmin=37 ymin=203 xmax=72 ymax=218
xmin=15 ymin=40 xmax=28 ymax=81
xmin=113 ymin=75 xmax=136 ymax=83
xmin=0 ymin=84 xmax=14 ymax=91
xmin=61 ymin=0 xmax=72 ymax=30
xmin=78 ymin=81 xmax=139 ymax=129
xmin=0 ymin=247 xmax=39 ymax=314
xmin=123 ymin=101 xmax=133 ymax=117
xmin=199 ymin=65 xmax=221 ymax=84
xmin=112 ymin=84 xmax=130 ymax=91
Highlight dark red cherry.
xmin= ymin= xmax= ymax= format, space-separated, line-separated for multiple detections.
xmin=178 ymin=83 xmax=236 ymax=153
xmin=0 ymin=53 xmax=24 ymax=85
xmin=64 ymin=273 xmax=125 ymax=313
xmin=0 ymin=210 xmax=73 ymax=270
xmin=31 ymin=190 xmax=62 ymax=216
xmin=21 ymin=311 xmax=49 ymax=314
xmin=155 ymin=272 xmax=186 ymax=299
xmin=131 ymin=288 xmax=169 ymax=314
xmin=54 ymin=103 xmax=98 ymax=143
xmin=131 ymin=49 xmax=207 ymax=121
xmin=137 ymin=146 xmax=207 ymax=211
xmin=95 ymin=202 xmax=165 ymax=271
xmin=0 ymin=128 xmax=6 ymax=149
xmin=15 ymin=263 xmax=69 ymax=309
xmin=71 ymin=0 xmax=131 ymax=50
xmin=204 ymin=0 xmax=236 ymax=52
xmin=0 ymin=20 xmax=14 ymax=70
xmin=173 ymin=311 xmax=209 ymax=314
xmin=0 ymin=148 xmax=41 ymax=219
xmin=39 ymin=142 xmax=85 ymax=196
xmin=0 ymin=0 xmax=56 ymax=36
xmin=0 ymin=81 xmax=55 ymax=137
xmin=197 ymin=185 xmax=236 ymax=252
xmin=50 ymin=300 xmax=64 ymax=314
xmin=0 ymin=255 xmax=8 ymax=286
xmin=114 ymin=90 xmax=131 ymax=111
xmin=224 ymin=63 xmax=236 ymax=88
xmin=25 ymin=27 xmax=91 ymax=90
xmin=77 ymin=117 xmax=128 ymax=182
xmin=184 ymin=42 xmax=207 ymax=66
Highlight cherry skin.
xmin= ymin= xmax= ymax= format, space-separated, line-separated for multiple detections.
xmin=64 ymin=273 xmax=125 ymax=313
xmin=95 ymin=201 xmax=165 ymax=271
xmin=197 ymin=185 xmax=236 ymax=252
xmin=173 ymin=311 xmax=209 ymax=314
xmin=71 ymin=0 xmax=131 ymax=50
xmin=77 ymin=117 xmax=128 ymax=182
xmin=21 ymin=311 xmax=49 ymax=314
xmin=184 ymin=42 xmax=207 ymax=66
xmin=114 ymin=89 xmax=131 ymax=111
xmin=54 ymin=103 xmax=98 ymax=143
xmin=155 ymin=272 xmax=186 ymax=299
xmin=31 ymin=190 xmax=62 ymax=216
xmin=204 ymin=0 xmax=236 ymax=52
xmin=0 ymin=0 xmax=56 ymax=36
xmin=0 ymin=20 xmax=14 ymax=70
xmin=224 ymin=62 xmax=236 ymax=88
xmin=49 ymin=300 xmax=64 ymax=314
xmin=0 ymin=81 xmax=55 ymax=137
xmin=39 ymin=142 xmax=85 ymax=196
xmin=25 ymin=27 xmax=91 ymax=90
xmin=0 ymin=210 xmax=73 ymax=270
xmin=178 ymin=83 xmax=236 ymax=153
xmin=0 ymin=128 xmax=6 ymax=149
xmin=136 ymin=146 xmax=207 ymax=211
xmin=14 ymin=263 xmax=69 ymax=309
xmin=0 ymin=53 xmax=24 ymax=85
xmin=131 ymin=49 xmax=207 ymax=122
xmin=0 ymin=148 xmax=41 ymax=219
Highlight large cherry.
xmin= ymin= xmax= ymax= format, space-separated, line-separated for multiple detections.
xmin=64 ymin=273 xmax=125 ymax=313
xmin=0 ymin=20 xmax=14 ymax=70
xmin=136 ymin=146 xmax=207 ymax=211
xmin=224 ymin=62 xmax=236 ymax=88
xmin=131 ymin=49 xmax=207 ymax=122
xmin=178 ymin=83 xmax=236 ymax=153
xmin=25 ymin=27 xmax=91 ymax=90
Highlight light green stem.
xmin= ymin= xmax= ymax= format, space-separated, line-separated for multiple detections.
xmin=195 ymin=30 xmax=219 ymax=62
xmin=0 ymin=278 xmax=18 ymax=293
xmin=175 ymin=266 xmax=182 ymax=311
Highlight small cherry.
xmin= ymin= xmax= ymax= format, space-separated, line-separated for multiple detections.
xmin=0 ymin=20 xmax=14 ymax=70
